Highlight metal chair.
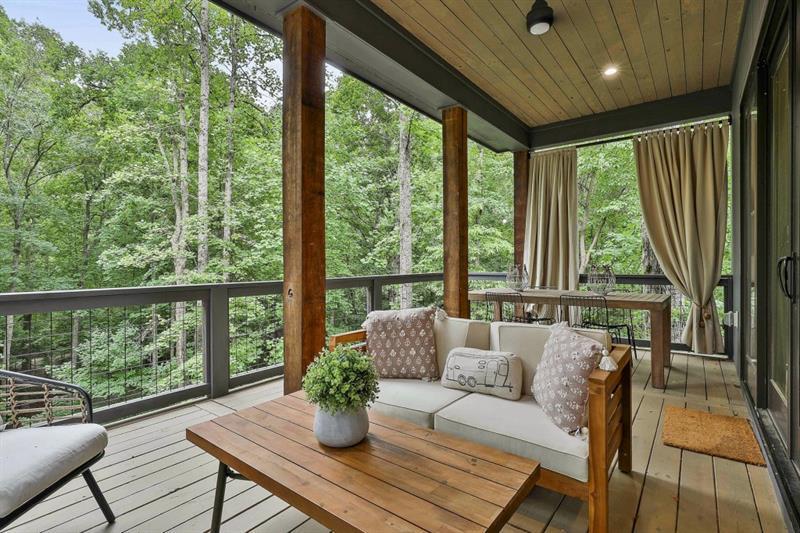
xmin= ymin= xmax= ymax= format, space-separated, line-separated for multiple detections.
xmin=485 ymin=289 xmax=553 ymax=325
xmin=558 ymin=294 xmax=639 ymax=359
xmin=0 ymin=370 xmax=116 ymax=528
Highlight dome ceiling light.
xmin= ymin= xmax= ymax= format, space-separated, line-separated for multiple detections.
xmin=603 ymin=65 xmax=619 ymax=77
xmin=527 ymin=0 xmax=554 ymax=35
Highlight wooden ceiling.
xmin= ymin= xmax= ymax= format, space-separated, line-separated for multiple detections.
xmin=369 ymin=0 xmax=745 ymax=127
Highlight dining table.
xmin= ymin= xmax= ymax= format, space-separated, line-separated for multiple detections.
xmin=468 ymin=287 xmax=672 ymax=389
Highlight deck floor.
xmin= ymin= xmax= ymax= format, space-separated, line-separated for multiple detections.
xmin=6 ymin=351 xmax=787 ymax=533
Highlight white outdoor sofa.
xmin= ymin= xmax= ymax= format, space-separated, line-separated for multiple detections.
xmin=329 ymin=317 xmax=632 ymax=533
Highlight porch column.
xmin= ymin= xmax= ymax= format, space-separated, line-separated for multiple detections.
xmin=282 ymin=5 xmax=326 ymax=394
xmin=442 ymin=106 xmax=469 ymax=318
xmin=513 ymin=151 xmax=529 ymax=265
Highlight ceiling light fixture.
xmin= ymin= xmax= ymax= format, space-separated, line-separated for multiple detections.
xmin=603 ymin=66 xmax=619 ymax=77
xmin=527 ymin=0 xmax=554 ymax=35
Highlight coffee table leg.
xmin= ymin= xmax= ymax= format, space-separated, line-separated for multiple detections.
xmin=211 ymin=462 xmax=228 ymax=533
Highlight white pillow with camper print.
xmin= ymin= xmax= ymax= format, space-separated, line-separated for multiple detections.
xmin=441 ymin=347 xmax=522 ymax=400
xmin=532 ymin=322 xmax=603 ymax=433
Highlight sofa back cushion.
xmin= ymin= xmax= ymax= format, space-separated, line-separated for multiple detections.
xmin=364 ymin=307 xmax=438 ymax=379
xmin=489 ymin=322 xmax=610 ymax=394
xmin=441 ymin=348 xmax=523 ymax=400
xmin=433 ymin=314 xmax=490 ymax=374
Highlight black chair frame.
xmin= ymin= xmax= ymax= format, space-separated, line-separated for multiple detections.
xmin=558 ymin=294 xmax=639 ymax=359
xmin=0 ymin=370 xmax=116 ymax=529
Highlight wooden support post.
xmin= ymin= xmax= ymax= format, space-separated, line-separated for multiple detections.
xmin=282 ymin=6 xmax=326 ymax=395
xmin=513 ymin=151 xmax=529 ymax=266
xmin=442 ymin=106 xmax=468 ymax=318
xmin=513 ymin=151 xmax=529 ymax=319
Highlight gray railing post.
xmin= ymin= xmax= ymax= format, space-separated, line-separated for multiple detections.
xmin=206 ymin=287 xmax=230 ymax=398
xmin=369 ymin=279 xmax=382 ymax=312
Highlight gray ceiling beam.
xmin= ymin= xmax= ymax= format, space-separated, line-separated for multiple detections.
xmin=529 ymin=86 xmax=733 ymax=150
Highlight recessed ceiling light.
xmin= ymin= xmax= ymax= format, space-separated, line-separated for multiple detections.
xmin=527 ymin=0 xmax=554 ymax=35
xmin=603 ymin=66 xmax=618 ymax=77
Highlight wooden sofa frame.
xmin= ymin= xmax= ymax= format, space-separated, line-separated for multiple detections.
xmin=328 ymin=329 xmax=632 ymax=533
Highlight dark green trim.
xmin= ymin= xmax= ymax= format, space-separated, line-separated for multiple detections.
xmin=529 ymin=86 xmax=733 ymax=149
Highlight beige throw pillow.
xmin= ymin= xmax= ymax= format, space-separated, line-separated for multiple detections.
xmin=441 ymin=348 xmax=522 ymax=400
xmin=363 ymin=307 xmax=438 ymax=379
xmin=532 ymin=322 xmax=603 ymax=433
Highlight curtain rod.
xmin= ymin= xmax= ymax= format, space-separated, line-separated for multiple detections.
xmin=531 ymin=114 xmax=731 ymax=154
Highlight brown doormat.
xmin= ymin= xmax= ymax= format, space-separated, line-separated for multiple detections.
xmin=661 ymin=405 xmax=766 ymax=466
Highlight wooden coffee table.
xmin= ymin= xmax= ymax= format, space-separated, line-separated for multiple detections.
xmin=187 ymin=392 xmax=540 ymax=533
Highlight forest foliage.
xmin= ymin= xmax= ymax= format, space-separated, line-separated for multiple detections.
xmin=0 ymin=1 xmax=728 ymax=406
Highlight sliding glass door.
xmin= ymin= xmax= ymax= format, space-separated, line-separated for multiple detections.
xmin=765 ymin=20 xmax=793 ymax=446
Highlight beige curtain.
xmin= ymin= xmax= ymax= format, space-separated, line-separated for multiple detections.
xmin=523 ymin=148 xmax=578 ymax=303
xmin=633 ymin=122 xmax=729 ymax=354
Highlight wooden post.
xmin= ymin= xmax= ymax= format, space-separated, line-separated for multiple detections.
xmin=282 ymin=6 xmax=326 ymax=394
xmin=513 ymin=151 xmax=529 ymax=319
xmin=513 ymin=151 xmax=529 ymax=265
xmin=442 ymin=106 xmax=468 ymax=318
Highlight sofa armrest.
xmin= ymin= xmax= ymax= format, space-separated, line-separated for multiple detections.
xmin=586 ymin=344 xmax=633 ymax=528
xmin=328 ymin=329 xmax=367 ymax=351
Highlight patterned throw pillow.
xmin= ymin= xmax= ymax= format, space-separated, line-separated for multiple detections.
xmin=363 ymin=307 xmax=438 ymax=379
xmin=441 ymin=348 xmax=522 ymax=400
xmin=532 ymin=322 xmax=603 ymax=433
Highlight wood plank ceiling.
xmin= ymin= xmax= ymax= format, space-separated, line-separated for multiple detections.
xmin=368 ymin=0 xmax=745 ymax=128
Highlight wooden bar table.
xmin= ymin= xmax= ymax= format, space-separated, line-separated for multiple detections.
xmin=469 ymin=288 xmax=672 ymax=389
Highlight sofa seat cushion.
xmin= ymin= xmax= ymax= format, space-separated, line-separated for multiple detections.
xmin=371 ymin=379 xmax=470 ymax=428
xmin=434 ymin=393 xmax=589 ymax=482
xmin=0 ymin=423 xmax=108 ymax=518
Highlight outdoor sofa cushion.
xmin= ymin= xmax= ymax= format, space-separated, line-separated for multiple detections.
xmin=0 ymin=423 xmax=107 ymax=518
xmin=434 ymin=393 xmax=590 ymax=482
xmin=432 ymin=313 xmax=491 ymax=374
xmin=489 ymin=321 xmax=610 ymax=394
xmin=371 ymin=379 xmax=469 ymax=428
xmin=364 ymin=307 xmax=438 ymax=379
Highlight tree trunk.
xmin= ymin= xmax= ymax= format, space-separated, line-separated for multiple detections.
xmin=223 ymin=15 xmax=238 ymax=283
xmin=71 ymin=191 xmax=94 ymax=368
xmin=397 ymin=108 xmax=413 ymax=308
xmin=196 ymin=0 xmax=210 ymax=275
xmin=170 ymin=87 xmax=192 ymax=366
xmin=641 ymin=225 xmax=662 ymax=275
xmin=4 ymin=211 xmax=22 ymax=369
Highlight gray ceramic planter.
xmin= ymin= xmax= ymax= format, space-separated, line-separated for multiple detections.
xmin=313 ymin=406 xmax=369 ymax=447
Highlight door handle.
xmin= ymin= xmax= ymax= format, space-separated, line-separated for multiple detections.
xmin=778 ymin=255 xmax=796 ymax=301
xmin=778 ymin=257 xmax=788 ymax=297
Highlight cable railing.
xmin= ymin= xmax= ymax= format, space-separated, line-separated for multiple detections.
xmin=0 ymin=272 xmax=732 ymax=424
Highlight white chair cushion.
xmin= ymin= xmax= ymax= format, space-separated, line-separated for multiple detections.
xmin=433 ymin=315 xmax=490 ymax=375
xmin=0 ymin=424 xmax=108 ymax=518
xmin=490 ymin=322 xmax=610 ymax=394
xmin=434 ymin=393 xmax=590 ymax=482
xmin=371 ymin=379 xmax=470 ymax=428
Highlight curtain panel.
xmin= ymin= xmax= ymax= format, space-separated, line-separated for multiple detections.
xmin=523 ymin=148 xmax=579 ymax=302
xmin=633 ymin=122 xmax=729 ymax=354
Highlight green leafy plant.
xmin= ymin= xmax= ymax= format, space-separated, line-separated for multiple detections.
xmin=302 ymin=346 xmax=379 ymax=414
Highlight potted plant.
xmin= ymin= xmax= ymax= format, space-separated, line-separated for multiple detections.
xmin=302 ymin=345 xmax=380 ymax=447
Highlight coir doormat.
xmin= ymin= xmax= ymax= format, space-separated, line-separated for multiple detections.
xmin=661 ymin=405 xmax=765 ymax=466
